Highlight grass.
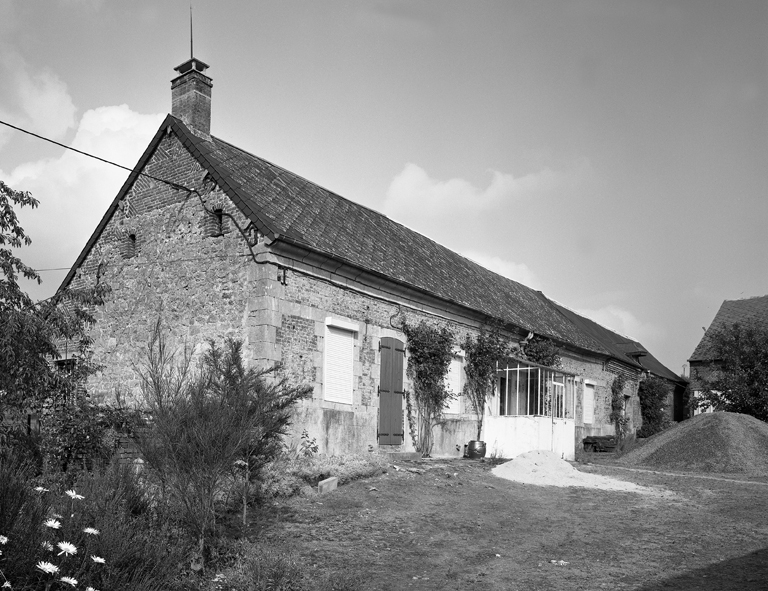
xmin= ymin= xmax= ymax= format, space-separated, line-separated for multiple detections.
xmin=226 ymin=456 xmax=768 ymax=591
xmin=7 ymin=445 xmax=767 ymax=590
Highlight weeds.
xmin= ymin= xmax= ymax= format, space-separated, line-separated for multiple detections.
xmin=257 ymin=453 xmax=389 ymax=500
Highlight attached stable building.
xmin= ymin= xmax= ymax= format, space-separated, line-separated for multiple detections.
xmin=59 ymin=56 xmax=682 ymax=459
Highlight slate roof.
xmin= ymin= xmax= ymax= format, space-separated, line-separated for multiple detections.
xmin=689 ymin=295 xmax=768 ymax=362
xmin=552 ymin=301 xmax=686 ymax=384
xmin=187 ymin=122 xmax=606 ymax=353
xmin=60 ymin=114 xmax=681 ymax=378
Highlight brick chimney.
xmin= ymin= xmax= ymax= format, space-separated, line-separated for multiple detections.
xmin=171 ymin=58 xmax=212 ymax=137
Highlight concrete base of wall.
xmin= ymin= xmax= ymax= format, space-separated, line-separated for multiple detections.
xmin=484 ymin=415 xmax=576 ymax=460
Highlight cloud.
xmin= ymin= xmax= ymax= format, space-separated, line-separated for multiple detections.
xmin=461 ymin=250 xmax=542 ymax=291
xmin=2 ymin=105 xmax=165 ymax=300
xmin=383 ymin=162 xmax=558 ymax=225
xmin=0 ymin=52 xmax=77 ymax=147
xmin=575 ymin=304 xmax=665 ymax=345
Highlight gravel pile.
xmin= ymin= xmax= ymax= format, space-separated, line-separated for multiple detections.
xmin=619 ymin=412 xmax=768 ymax=474
xmin=492 ymin=450 xmax=660 ymax=494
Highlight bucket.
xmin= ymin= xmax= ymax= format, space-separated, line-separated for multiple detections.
xmin=466 ymin=440 xmax=486 ymax=459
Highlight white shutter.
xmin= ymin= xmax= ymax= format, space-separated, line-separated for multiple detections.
xmin=324 ymin=326 xmax=354 ymax=404
xmin=583 ymin=383 xmax=595 ymax=424
xmin=444 ymin=356 xmax=462 ymax=414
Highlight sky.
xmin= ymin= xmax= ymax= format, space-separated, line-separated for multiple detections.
xmin=1 ymin=0 xmax=766 ymax=376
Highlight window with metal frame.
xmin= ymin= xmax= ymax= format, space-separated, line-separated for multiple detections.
xmin=496 ymin=359 xmax=576 ymax=419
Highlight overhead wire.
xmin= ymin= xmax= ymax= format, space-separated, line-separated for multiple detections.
xmin=0 ymin=118 xmax=192 ymax=193
xmin=1 ymin=117 xmax=266 ymax=271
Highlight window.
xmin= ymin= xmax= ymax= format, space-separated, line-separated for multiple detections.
xmin=323 ymin=318 xmax=357 ymax=404
xmin=497 ymin=359 xmax=575 ymax=419
xmin=55 ymin=358 xmax=77 ymax=374
xmin=583 ymin=382 xmax=595 ymax=424
xmin=208 ymin=208 xmax=225 ymax=237
xmin=444 ymin=353 xmax=464 ymax=414
xmin=121 ymin=233 xmax=137 ymax=259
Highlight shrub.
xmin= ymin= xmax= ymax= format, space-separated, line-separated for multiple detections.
xmin=134 ymin=323 xmax=311 ymax=563
xmin=520 ymin=335 xmax=562 ymax=368
xmin=637 ymin=377 xmax=671 ymax=438
xmin=0 ymin=451 xmax=49 ymax=585
xmin=0 ymin=459 xmax=187 ymax=591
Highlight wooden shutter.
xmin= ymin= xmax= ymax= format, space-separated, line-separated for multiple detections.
xmin=379 ymin=337 xmax=404 ymax=445
xmin=325 ymin=326 xmax=354 ymax=404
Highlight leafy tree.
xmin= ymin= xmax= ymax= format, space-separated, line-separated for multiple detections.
xmin=1 ymin=181 xmax=114 ymax=470
xmin=463 ymin=324 xmax=510 ymax=441
xmin=637 ymin=376 xmax=671 ymax=437
xmin=695 ymin=321 xmax=768 ymax=422
xmin=401 ymin=321 xmax=454 ymax=457
xmin=135 ymin=323 xmax=312 ymax=562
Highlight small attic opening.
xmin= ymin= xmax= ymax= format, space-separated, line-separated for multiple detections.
xmin=121 ymin=233 xmax=137 ymax=259
xmin=206 ymin=208 xmax=226 ymax=237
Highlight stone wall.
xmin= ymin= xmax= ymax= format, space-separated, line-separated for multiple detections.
xmin=68 ymin=132 xmax=258 ymax=406
xmin=263 ymin=266 xmax=485 ymax=455
xmin=560 ymin=356 xmax=642 ymax=444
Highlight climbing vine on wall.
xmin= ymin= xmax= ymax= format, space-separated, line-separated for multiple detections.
xmin=400 ymin=320 xmax=454 ymax=457
xmin=463 ymin=323 xmax=511 ymax=441
xmin=520 ymin=335 xmax=562 ymax=368
xmin=609 ymin=374 xmax=630 ymax=442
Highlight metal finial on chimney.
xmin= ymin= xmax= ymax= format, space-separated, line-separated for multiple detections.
xmin=190 ymin=5 xmax=194 ymax=59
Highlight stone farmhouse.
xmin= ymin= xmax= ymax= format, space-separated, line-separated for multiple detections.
xmin=58 ymin=56 xmax=682 ymax=460
xmin=688 ymin=294 xmax=768 ymax=412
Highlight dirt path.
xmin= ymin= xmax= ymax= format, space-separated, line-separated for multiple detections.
xmin=248 ymin=458 xmax=768 ymax=590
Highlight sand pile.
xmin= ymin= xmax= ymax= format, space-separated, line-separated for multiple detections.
xmin=492 ymin=450 xmax=658 ymax=494
xmin=619 ymin=412 xmax=768 ymax=474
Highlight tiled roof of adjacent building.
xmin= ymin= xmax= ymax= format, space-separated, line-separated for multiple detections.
xmin=689 ymin=295 xmax=768 ymax=362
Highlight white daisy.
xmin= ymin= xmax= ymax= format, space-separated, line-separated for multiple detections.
xmin=83 ymin=527 xmax=100 ymax=536
xmin=86 ymin=587 xmax=100 ymax=591
xmin=90 ymin=555 xmax=106 ymax=564
xmin=41 ymin=541 xmax=54 ymax=551
xmin=44 ymin=519 xmax=61 ymax=530
xmin=0 ymin=535 xmax=7 ymax=544
xmin=59 ymin=576 xmax=78 ymax=587
xmin=57 ymin=541 xmax=77 ymax=556
xmin=2 ymin=581 xmax=11 ymax=588
xmin=35 ymin=561 xmax=59 ymax=575
xmin=34 ymin=486 xmax=49 ymax=493
xmin=64 ymin=489 xmax=85 ymax=501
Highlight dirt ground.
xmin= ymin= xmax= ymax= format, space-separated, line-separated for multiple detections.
xmin=248 ymin=455 xmax=768 ymax=590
